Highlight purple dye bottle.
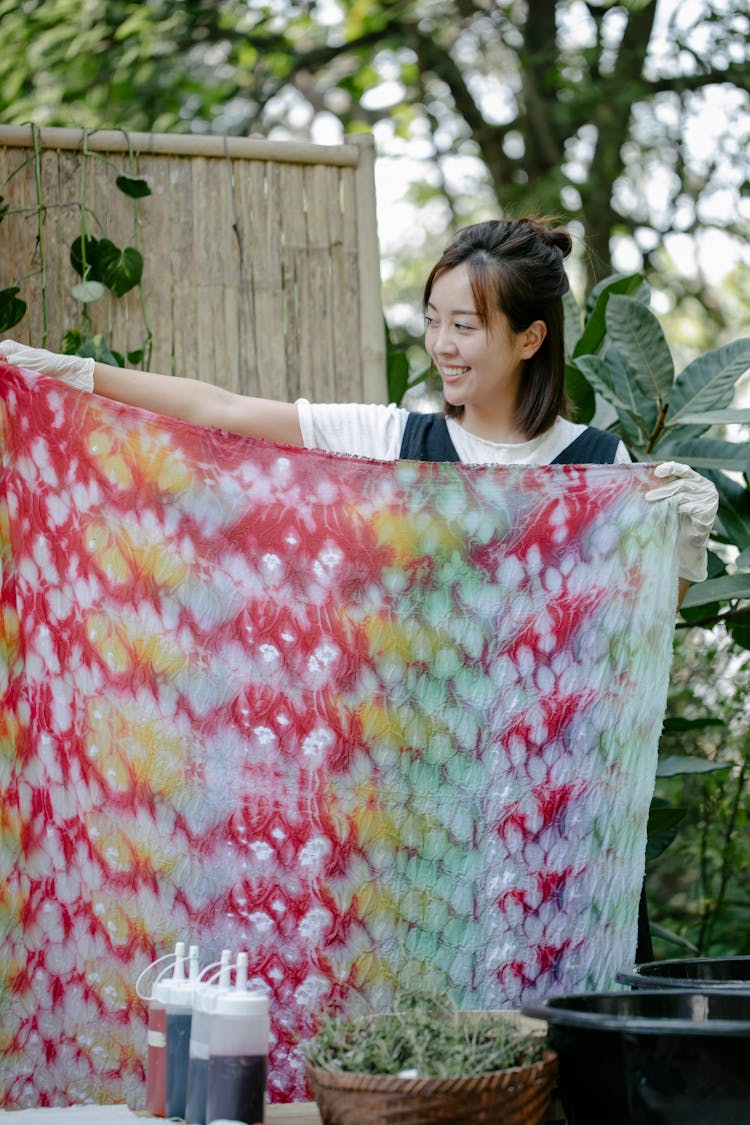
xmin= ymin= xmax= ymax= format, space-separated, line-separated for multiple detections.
xmin=205 ymin=973 xmax=269 ymax=1125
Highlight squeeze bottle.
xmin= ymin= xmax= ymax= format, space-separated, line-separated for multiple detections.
xmin=205 ymin=978 xmax=269 ymax=1125
xmin=154 ymin=942 xmax=200 ymax=1119
xmin=138 ymin=943 xmax=188 ymax=1117
xmin=184 ymin=949 xmax=232 ymax=1125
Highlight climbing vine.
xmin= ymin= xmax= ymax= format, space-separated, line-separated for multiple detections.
xmin=0 ymin=126 xmax=152 ymax=367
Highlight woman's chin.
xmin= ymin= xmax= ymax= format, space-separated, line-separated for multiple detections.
xmin=441 ymin=384 xmax=466 ymax=408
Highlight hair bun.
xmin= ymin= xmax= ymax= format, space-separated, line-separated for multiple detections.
xmin=546 ymin=227 xmax=572 ymax=259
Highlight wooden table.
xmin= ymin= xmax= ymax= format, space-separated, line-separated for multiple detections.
xmin=266 ymin=1106 xmax=322 ymax=1124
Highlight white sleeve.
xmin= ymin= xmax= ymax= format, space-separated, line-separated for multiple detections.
xmin=295 ymin=400 xmax=410 ymax=460
xmin=614 ymin=441 xmax=631 ymax=464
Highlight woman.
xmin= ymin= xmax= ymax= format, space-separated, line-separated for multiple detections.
xmin=0 ymin=217 xmax=717 ymax=601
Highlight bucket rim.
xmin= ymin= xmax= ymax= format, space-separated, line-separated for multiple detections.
xmin=523 ymin=988 xmax=750 ymax=1036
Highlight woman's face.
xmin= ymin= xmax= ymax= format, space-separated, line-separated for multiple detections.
xmin=424 ymin=263 xmax=545 ymax=434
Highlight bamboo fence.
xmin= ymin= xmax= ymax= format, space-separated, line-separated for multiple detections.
xmin=0 ymin=126 xmax=386 ymax=404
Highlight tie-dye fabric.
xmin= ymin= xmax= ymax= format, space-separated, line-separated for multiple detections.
xmin=0 ymin=363 xmax=678 ymax=1108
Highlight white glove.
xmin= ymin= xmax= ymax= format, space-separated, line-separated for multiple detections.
xmin=645 ymin=461 xmax=719 ymax=583
xmin=0 ymin=339 xmax=94 ymax=392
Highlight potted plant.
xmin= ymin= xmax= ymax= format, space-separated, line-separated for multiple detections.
xmin=301 ymin=992 xmax=558 ymax=1125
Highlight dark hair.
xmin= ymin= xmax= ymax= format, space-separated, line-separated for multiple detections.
xmin=423 ymin=218 xmax=573 ymax=439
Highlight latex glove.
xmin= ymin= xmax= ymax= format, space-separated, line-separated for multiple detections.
xmin=645 ymin=461 xmax=719 ymax=583
xmin=0 ymin=339 xmax=94 ymax=392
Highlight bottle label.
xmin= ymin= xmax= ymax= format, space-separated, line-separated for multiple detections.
xmin=147 ymin=1029 xmax=167 ymax=1049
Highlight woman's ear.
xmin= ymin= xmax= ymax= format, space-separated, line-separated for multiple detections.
xmin=519 ymin=320 xmax=547 ymax=359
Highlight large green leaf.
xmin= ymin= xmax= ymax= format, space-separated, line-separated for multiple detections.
xmin=605 ymin=294 xmax=675 ymax=404
xmin=651 ymin=437 xmax=749 ymax=472
xmin=584 ymin=272 xmax=650 ymax=319
xmin=667 ymin=338 xmax=750 ymax=423
xmin=680 ymin=572 xmax=750 ymax=609
xmin=575 ymin=274 xmax=649 ymax=358
xmin=572 ymin=354 xmax=650 ymax=445
xmin=673 ymin=408 xmax=750 ymax=426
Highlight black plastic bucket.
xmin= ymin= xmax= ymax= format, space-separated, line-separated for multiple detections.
xmin=617 ymin=955 xmax=750 ymax=991
xmin=523 ymin=989 xmax=750 ymax=1125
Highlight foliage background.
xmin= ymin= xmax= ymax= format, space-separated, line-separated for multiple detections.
xmin=1 ymin=0 xmax=749 ymax=957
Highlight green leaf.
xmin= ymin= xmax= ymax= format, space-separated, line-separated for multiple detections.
xmin=736 ymin=546 xmax=750 ymax=569
xmin=584 ymin=272 xmax=650 ymax=320
xmin=605 ymin=293 xmax=675 ymax=404
xmin=648 ymin=923 xmax=699 ymax=953
xmin=673 ymin=408 xmax=750 ymax=426
xmin=661 ymin=716 xmax=725 ymax=733
xmin=0 ymin=286 xmax=27 ymax=332
xmin=0 ymin=194 xmax=8 ymax=222
xmin=564 ymin=361 xmax=595 ymax=423
xmin=574 ymin=274 xmax=648 ymax=359
xmin=680 ymin=572 xmax=750 ymax=609
xmin=656 ymin=755 xmax=730 ymax=777
xmin=71 ymin=280 xmax=106 ymax=303
xmin=96 ymin=239 xmax=143 ymax=296
xmin=727 ymin=607 xmax=750 ymax=650
xmin=646 ymin=799 xmax=686 ymax=862
xmin=70 ymin=234 xmax=101 ymax=279
xmin=75 ymin=334 xmax=123 ymax=366
xmin=61 ymin=330 xmax=85 ymax=355
xmin=563 ymin=289 xmax=582 ymax=358
xmin=705 ymin=469 xmax=750 ymax=551
xmin=572 ymin=354 xmax=649 ymax=444
xmin=652 ymin=437 xmax=749 ymax=472
xmin=387 ymin=349 xmax=409 ymax=405
xmin=127 ymin=348 xmax=144 ymax=366
xmin=115 ymin=173 xmax=151 ymax=199
xmin=667 ymin=337 xmax=750 ymax=424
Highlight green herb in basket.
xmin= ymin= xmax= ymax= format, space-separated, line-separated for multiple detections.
xmin=303 ymin=992 xmax=546 ymax=1079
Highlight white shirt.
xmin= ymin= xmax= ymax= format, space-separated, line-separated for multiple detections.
xmin=296 ymin=400 xmax=631 ymax=465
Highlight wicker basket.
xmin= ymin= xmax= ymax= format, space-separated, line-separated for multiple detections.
xmin=306 ymin=1049 xmax=558 ymax=1125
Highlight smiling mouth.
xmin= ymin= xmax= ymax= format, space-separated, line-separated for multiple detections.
xmin=440 ymin=365 xmax=470 ymax=381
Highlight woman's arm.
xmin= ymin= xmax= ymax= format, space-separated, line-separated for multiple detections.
xmin=0 ymin=341 xmax=303 ymax=446
xmin=93 ymin=361 xmax=303 ymax=445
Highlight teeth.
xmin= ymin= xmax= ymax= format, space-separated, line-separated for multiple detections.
xmin=442 ymin=367 xmax=469 ymax=376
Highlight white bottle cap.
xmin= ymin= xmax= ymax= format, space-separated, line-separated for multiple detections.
xmin=153 ymin=941 xmax=200 ymax=1006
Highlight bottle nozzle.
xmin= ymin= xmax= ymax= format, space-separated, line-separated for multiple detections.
xmin=218 ymin=948 xmax=232 ymax=989
xmin=172 ymin=941 xmax=186 ymax=981
xmin=236 ymin=951 xmax=248 ymax=991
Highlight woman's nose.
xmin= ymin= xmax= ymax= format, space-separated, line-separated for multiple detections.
xmin=433 ymin=325 xmax=457 ymax=353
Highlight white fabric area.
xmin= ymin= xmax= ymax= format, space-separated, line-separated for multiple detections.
xmin=295 ymin=400 xmax=632 ymax=465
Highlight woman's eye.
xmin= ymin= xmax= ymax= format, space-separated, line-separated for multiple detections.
xmin=424 ymin=315 xmax=436 ymax=328
xmin=456 ymin=322 xmax=473 ymax=332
